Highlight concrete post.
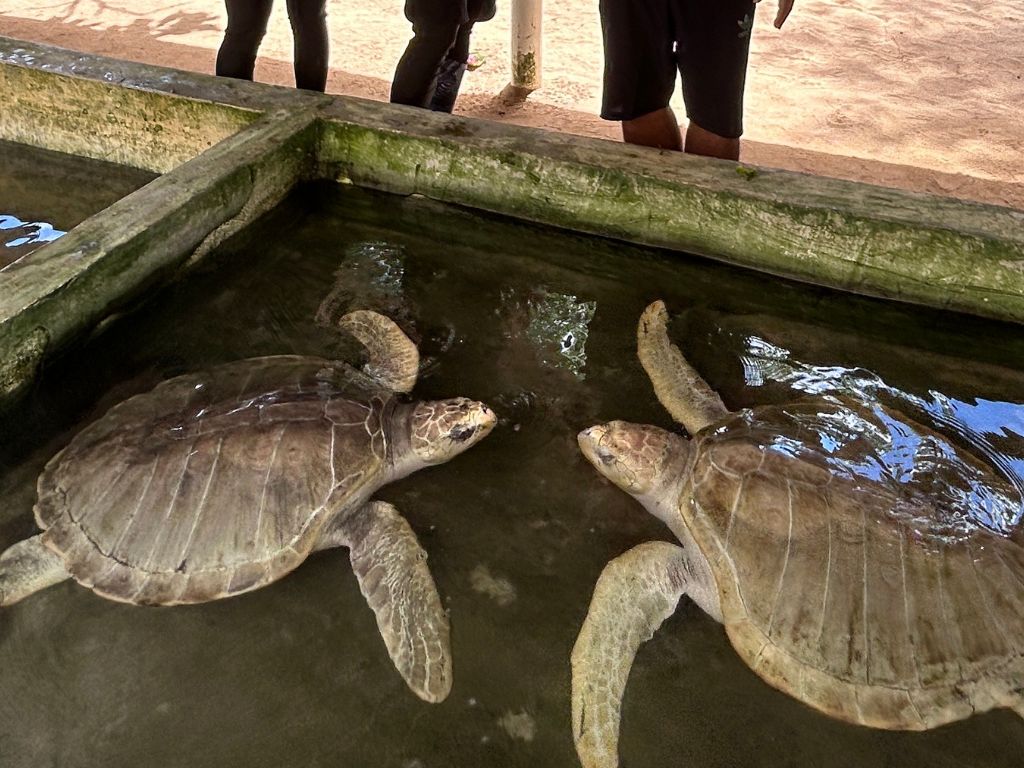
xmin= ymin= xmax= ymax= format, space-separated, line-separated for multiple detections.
xmin=509 ymin=0 xmax=542 ymax=95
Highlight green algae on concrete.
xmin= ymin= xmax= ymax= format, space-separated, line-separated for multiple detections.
xmin=2 ymin=34 xmax=1024 ymax=411
xmin=315 ymin=99 xmax=1024 ymax=325
xmin=0 ymin=109 xmax=319 ymax=405
xmin=4 ymin=34 xmax=1023 ymax=330
xmin=514 ymin=51 xmax=538 ymax=89
xmin=0 ymin=37 xmax=327 ymax=173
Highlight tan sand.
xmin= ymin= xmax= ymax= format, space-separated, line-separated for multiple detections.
xmin=1 ymin=0 xmax=1021 ymax=209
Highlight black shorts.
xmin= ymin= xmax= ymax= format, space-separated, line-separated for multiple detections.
xmin=599 ymin=0 xmax=756 ymax=138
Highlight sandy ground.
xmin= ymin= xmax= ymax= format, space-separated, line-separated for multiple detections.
xmin=1 ymin=0 xmax=1022 ymax=210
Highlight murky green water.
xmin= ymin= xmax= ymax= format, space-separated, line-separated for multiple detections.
xmin=2 ymin=182 xmax=1023 ymax=767
xmin=0 ymin=141 xmax=156 ymax=269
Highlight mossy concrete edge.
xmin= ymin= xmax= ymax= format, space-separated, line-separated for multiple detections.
xmin=0 ymin=109 xmax=318 ymax=405
xmin=316 ymin=101 xmax=1024 ymax=324
xmin=4 ymin=36 xmax=1022 ymax=326
xmin=3 ymin=36 xmax=1024 ymax=412
xmin=0 ymin=37 xmax=329 ymax=172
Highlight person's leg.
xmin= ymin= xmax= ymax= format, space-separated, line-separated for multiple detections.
xmin=428 ymin=21 xmax=474 ymax=112
xmin=598 ymin=0 xmax=679 ymax=150
xmin=674 ymin=0 xmax=755 ymax=159
xmin=622 ymin=108 xmax=683 ymax=150
xmin=684 ymin=121 xmax=739 ymax=160
xmin=216 ymin=0 xmax=274 ymax=82
xmin=286 ymin=0 xmax=329 ymax=92
xmin=391 ymin=21 xmax=461 ymax=107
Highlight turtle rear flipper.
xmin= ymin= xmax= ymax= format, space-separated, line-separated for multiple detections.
xmin=323 ymin=501 xmax=451 ymax=703
xmin=0 ymin=535 xmax=69 ymax=607
xmin=571 ymin=541 xmax=718 ymax=768
xmin=339 ymin=310 xmax=419 ymax=394
xmin=637 ymin=300 xmax=728 ymax=434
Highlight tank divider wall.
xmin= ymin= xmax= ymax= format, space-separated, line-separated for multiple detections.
xmin=0 ymin=108 xmax=319 ymax=404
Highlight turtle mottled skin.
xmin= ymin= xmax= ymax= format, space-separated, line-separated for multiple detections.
xmin=0 ymin=310 xmax=496 ymax=704
xmin=572 ymin=301 xmax=1024 ymax=768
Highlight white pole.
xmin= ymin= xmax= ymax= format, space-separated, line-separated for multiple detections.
xmin=509 ymin=0 xmax=542 ymax=94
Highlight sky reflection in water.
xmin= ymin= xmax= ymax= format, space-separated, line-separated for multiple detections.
xmin=322 ymin=241 xmax=601 ymax=381
xmin=316 ymin=241 xmax=409 ymax=327
xmin=0 ymin=213 xmax=65 ymax=269
xmin=739 ymin=335 xmax=1024 ymax=538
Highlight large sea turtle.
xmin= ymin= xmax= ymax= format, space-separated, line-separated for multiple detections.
xmin=0 ymin=310 xmax=495 ymax=704
xmin=572 ymin=300 xmax=1024 ymax=767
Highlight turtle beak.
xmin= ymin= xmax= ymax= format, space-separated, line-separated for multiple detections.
xmin=454 ymin=402 xmax=497 ymax=443
xmin=578 ymin=424 xmax=611 ymax=468
xmin=577 ymin=421 xmax=656 ymax=494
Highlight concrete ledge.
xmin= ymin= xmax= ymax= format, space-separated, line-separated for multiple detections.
xmin=317 ymin=99 xmax=1024 ymax=324
xmin=0 ymin=108 xmax=318 ymax=402
xmin=2 ymin=36 xmax=1024 ymax=409
xmin=0 ymin=39 xmax=327 ymax=172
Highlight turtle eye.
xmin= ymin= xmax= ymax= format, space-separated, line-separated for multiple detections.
xmin=598 ymin=450 xmax=616 ymax=465
xmin=450 ymin=425 xmax=476 ymax=442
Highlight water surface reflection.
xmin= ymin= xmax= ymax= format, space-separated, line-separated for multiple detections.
xmin=740 ymin=335 xmax=1024 ymax=535
xmin=0 ymin=140 xmax=155 ymax=268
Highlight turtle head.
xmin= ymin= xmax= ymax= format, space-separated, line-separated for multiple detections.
xmin=403 ymin=398 xmax=497 ymax=468
xmin=578 ymin=421 xmax=690 ymax=501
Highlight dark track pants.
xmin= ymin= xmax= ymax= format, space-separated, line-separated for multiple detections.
xmin=390 ymin=21 xmax=475 ymax=109
xmin=390 ymin=0 xmax=495 ymax=110
xmin=216 ymin=0 xmax=329 ymax=93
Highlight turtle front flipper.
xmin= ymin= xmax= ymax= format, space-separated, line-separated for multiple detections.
xmin=338 ymin=310 xmax=420 ymax=394
xmin=637 ymin=300 xmax=728 ymax=434
xmin=0 ymin=535 xmax=70 ymax=607
xmin=572 ymin=541 xmax=711 ymax=768
xmin=324 ymin=501 xmax=451 ymax=703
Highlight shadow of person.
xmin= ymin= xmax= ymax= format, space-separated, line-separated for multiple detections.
xmin=151 ymin=10 xmax=223 ymax=37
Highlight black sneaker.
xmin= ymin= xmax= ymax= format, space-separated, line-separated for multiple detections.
xmin=429 ymin=57 xmax=467 ymax=113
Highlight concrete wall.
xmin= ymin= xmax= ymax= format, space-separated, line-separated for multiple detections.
xmin=2 ymin=36 xmax=1023 ymax=409
xmin=0 ymin=40 xmax=326 ymax=405
xmin=317 ymin=99 xmax=1024 ymax=325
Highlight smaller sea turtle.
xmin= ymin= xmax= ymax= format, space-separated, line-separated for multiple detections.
xmin=0 ymin=310 xmax=496 ymax=704
xmin=572 ymin=301 xmax=1024 ymax=768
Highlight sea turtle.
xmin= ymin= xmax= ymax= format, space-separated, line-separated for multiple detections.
xmin=0 ymin=310 xmax=496 ymax=704
xmin=572 ymin=300 xmax=1024 ymax=767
